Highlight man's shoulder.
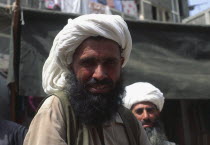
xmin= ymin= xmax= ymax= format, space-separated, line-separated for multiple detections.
xmin=164 ymin=140 xmax=176 ymax=145
xmin=118 ymin=106 xmax=144 ymax=145
xmin=37 ymin=95 xmax=65 ymax=116
xmin=40 ymin=95 xmax=61 ymax=109
xmin=30 ymin=95 xmax=66 ymax=129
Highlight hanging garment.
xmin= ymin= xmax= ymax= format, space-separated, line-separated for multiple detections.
xmin=122 ymin=0 xmax=138 ymax=17
xmin=88 ymin=1 xmax=112 ymax=14
xmin=44 ymin=0 xmax=61 ymax=10
xmin=60 ymin=0 xmax=81 ymax=14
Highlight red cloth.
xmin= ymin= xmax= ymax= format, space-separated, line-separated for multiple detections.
xmin=122 ymin=1 xmax=137 ymax=17
xmin=45 ymin=0 xmax=61 ymax=10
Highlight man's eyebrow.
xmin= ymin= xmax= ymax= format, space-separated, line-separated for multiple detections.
xmin=104 ymin=57 xmax=119 ymax=61
xmin=79 ymin=57 xmax=96 ymax=62
xmin=81 ymin=56 xmax=119 ymax=61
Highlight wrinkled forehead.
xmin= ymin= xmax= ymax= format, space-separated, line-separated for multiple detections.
xmin=131 ymin=101 xmax=157 ymax=110
xmin=73 ymin=36 xmax=122 ymax=57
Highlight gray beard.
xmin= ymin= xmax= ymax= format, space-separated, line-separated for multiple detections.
xmin=145 ymin=126 xmax=168 ymax=145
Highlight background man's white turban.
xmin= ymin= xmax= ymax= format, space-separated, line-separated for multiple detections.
xmin=123 ymin=82 xmax=165 ymax=111
xmin=42 ymin=14 xmax=132 ymax=95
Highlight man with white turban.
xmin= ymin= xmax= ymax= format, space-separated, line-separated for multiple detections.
xmin=123 ymin=82 xmax=176 ymax=145
xmin=23 ymin=14 xmax=151 ymax=145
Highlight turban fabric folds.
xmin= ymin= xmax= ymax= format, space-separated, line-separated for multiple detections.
xmin=42 ymin=14 xmax=132 ymax=95
xmin=123 ymin=82 xmax=165 ymax=111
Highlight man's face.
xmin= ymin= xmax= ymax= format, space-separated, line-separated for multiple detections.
xmin=69 ymin=37 xmax=125 ymax=125
xmin=71 ymin=38 xmax=124 ymax=94
xmin=131 ymin=102 xmax=160 ymax=128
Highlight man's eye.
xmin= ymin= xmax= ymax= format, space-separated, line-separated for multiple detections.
xmin=135 ymin=108 xmax=143 ymax=115
xmin=80 ymin=60 xmax=95 ymax=67
xmin=146 ymin=108 xmax=155 ymax=113
xmin=104 ymin=60 xmax=118 ymax=66
xmin=135 ymin=107 xmax=156 ymax=115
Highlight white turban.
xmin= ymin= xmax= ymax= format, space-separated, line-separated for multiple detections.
xmin=123 ymin=82 xmax=165 ymax=111
xmin=42 ymin=14 xmax=132 ymax=95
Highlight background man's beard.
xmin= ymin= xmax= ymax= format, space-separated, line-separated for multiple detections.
xmin=67 ymin=72 xmax=124 ymax=126
xmin=144 ymin=121 xmax=168 ymax=145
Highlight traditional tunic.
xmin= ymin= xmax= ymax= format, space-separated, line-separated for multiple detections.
xmin=24 ymin=96 xmax=151 ymax=145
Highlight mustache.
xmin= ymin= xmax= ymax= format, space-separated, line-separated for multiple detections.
xmin=85 ymin=78 xmax=113 ymax=86
xmin=141 ymin=119 xmax=152 ymax=125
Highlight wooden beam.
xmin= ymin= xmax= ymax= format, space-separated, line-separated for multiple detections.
xmin=10 ymin=0 xmax=21 ymax=121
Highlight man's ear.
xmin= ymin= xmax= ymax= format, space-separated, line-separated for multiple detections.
xmin=156 ymin=110 xmax=161 ymax=117
xmin=120 ymin=57 xmax=125 ymax=66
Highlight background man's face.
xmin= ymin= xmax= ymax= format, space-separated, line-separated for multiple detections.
xmin=72 ymin=38 xmax=124 ymax=94
xmin=132 ymin=102 xmax=160 ymax=128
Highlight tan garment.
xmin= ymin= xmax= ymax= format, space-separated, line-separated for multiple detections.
xmin=24 ymin=96 xmax=151 ymax=145
xmin=164 ymin=141 xmax=176 ymax=145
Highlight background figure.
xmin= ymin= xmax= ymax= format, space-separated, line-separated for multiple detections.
xmin=123 ymin=82 xmax=176 ymax=145
xmin=24 ymin=14 xmax=151 ymax=145
xmin=0 ymin=120 xmax=28 ymax=145
xmin=0 ymin=74 xmax=10 ymax=120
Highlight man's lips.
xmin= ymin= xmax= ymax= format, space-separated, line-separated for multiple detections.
xmin=143 ymin=124 xmax=153 ymax=128
xmin=88 ymin=84 xmax=111 ymax=93
xmin=142 ymin=122 xmax=153 ymax=128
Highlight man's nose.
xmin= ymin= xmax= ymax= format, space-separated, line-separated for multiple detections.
xmin=92 ymin=65 xmax=108 ymax=80
xmin=142 ymin=110 xmax=149 ymax=120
